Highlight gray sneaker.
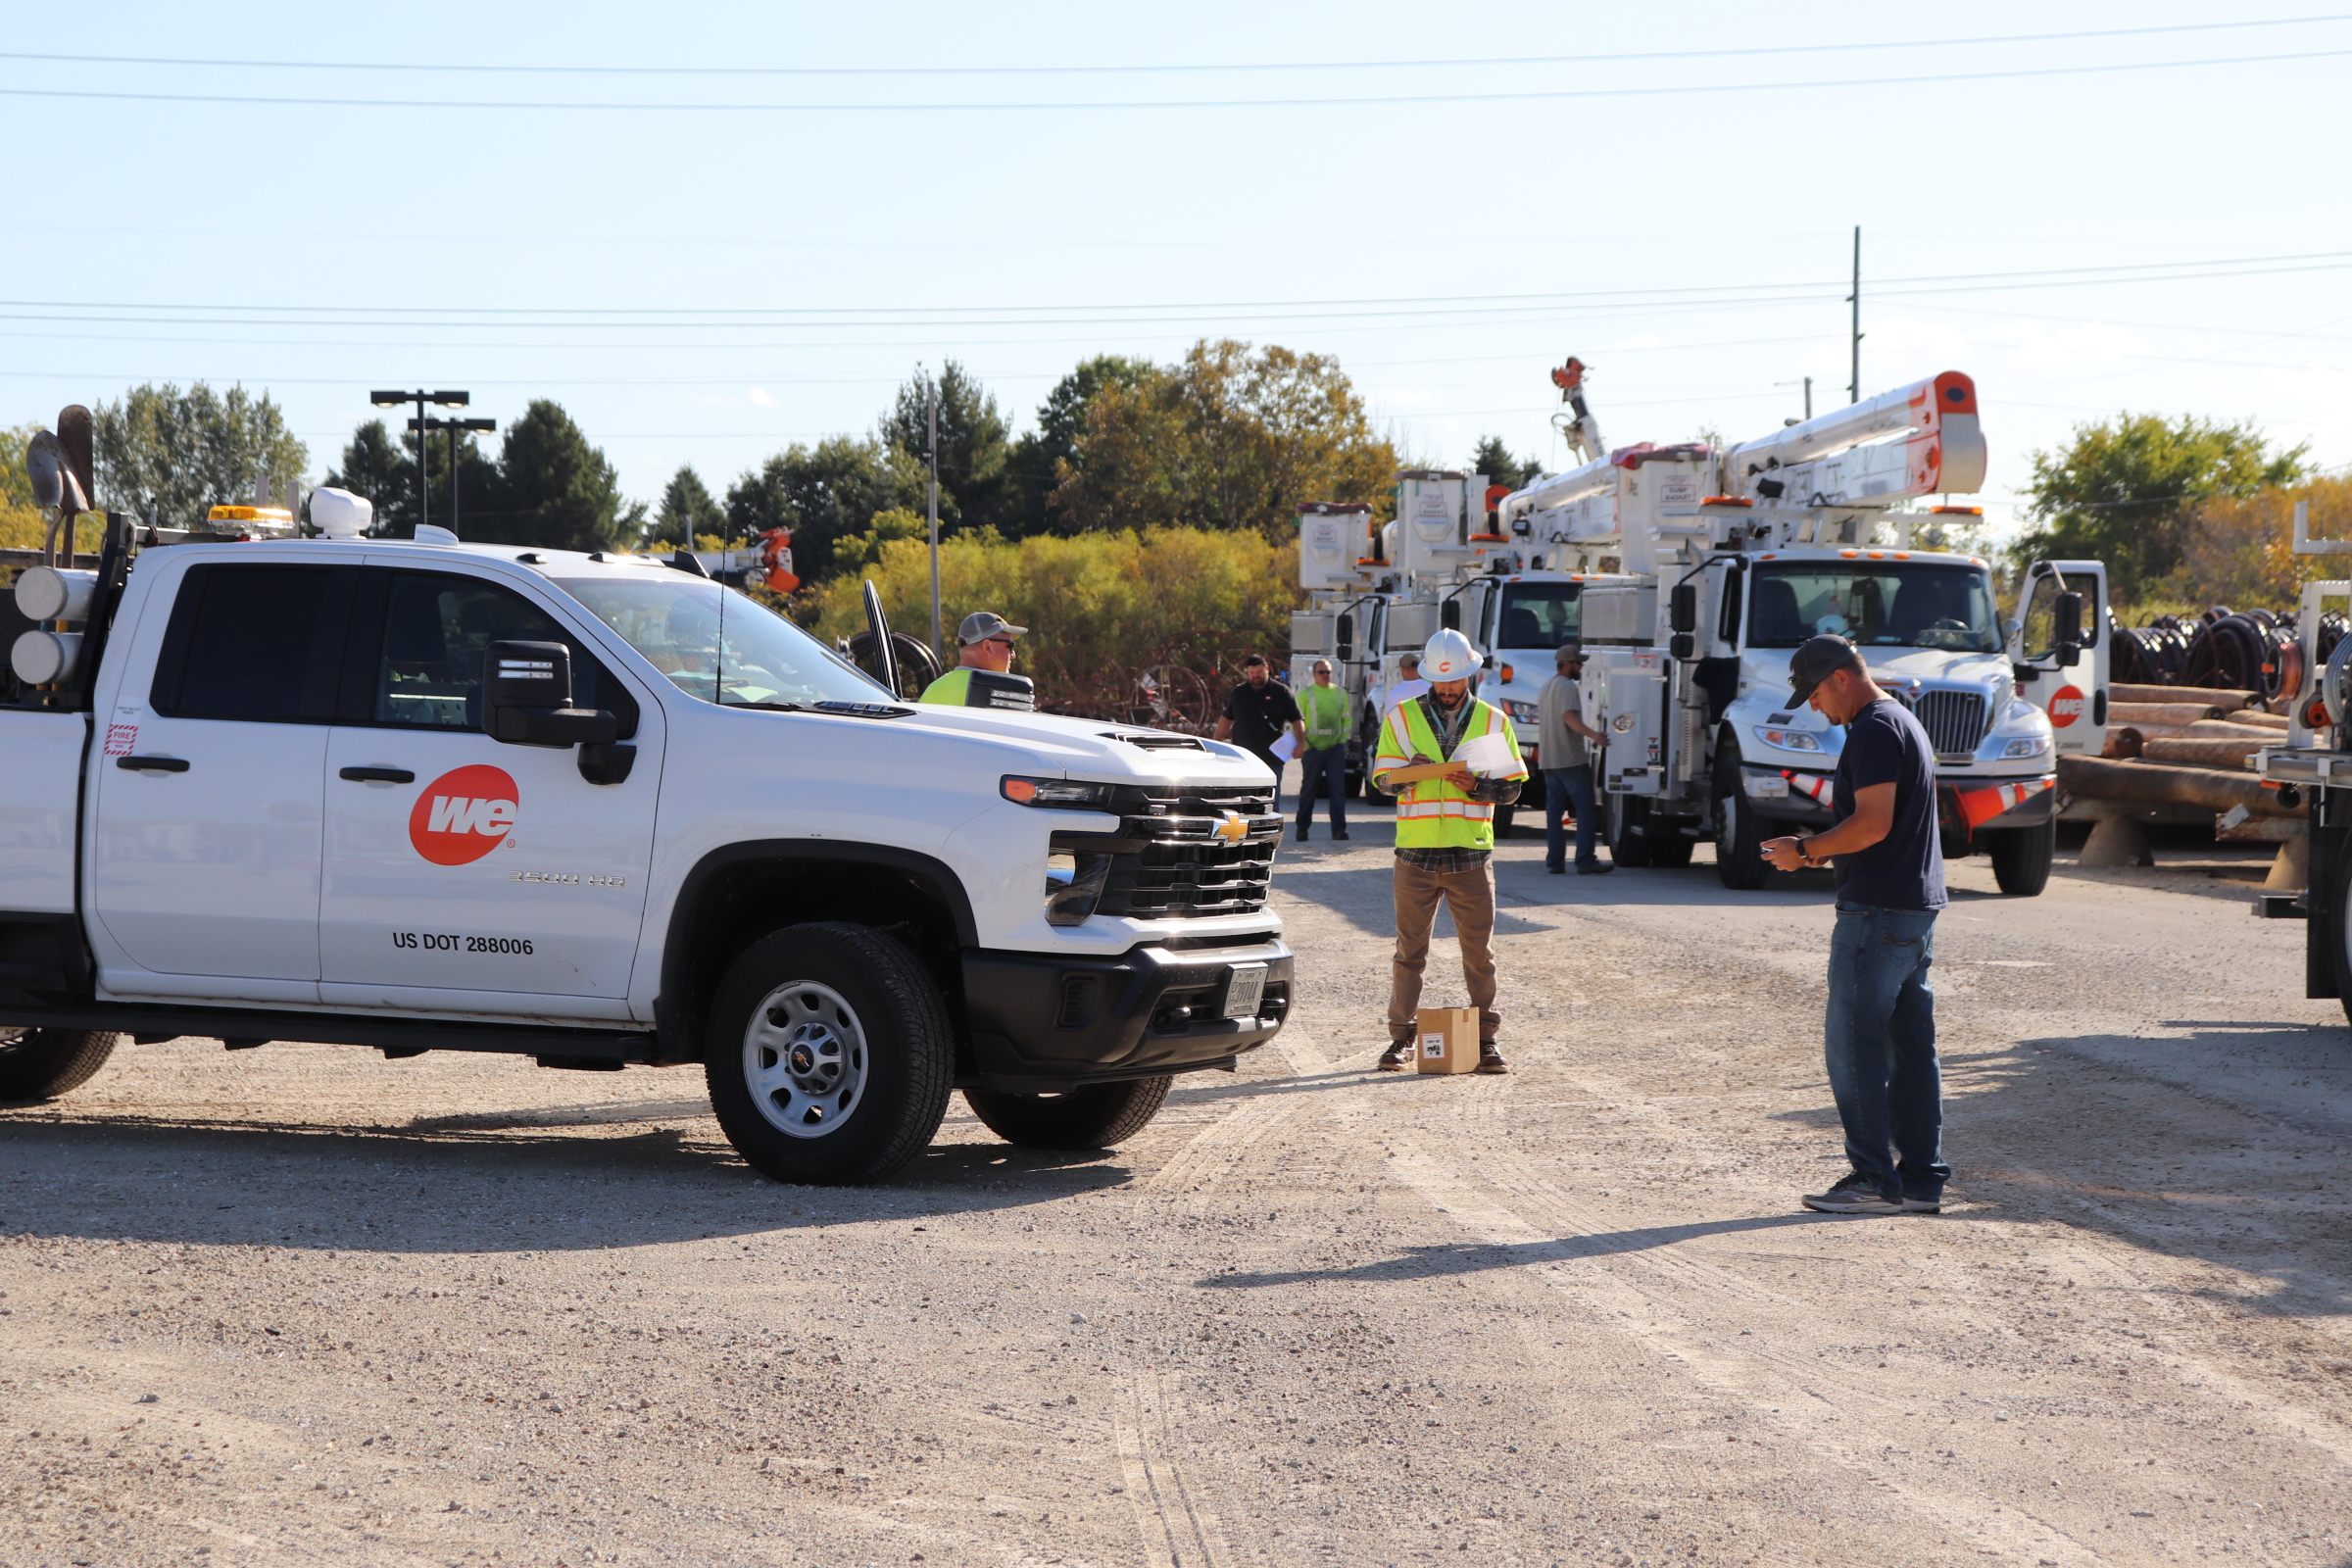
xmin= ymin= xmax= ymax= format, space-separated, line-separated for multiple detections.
xmin=1901 ymin=1194 xmax=1943 ymax=1214
xmin=1802 ymin=1174 xmax=1903 ymax=1215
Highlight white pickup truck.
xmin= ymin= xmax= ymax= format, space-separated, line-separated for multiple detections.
xmin=0 ymin=514 xmax=1293 ymax=1184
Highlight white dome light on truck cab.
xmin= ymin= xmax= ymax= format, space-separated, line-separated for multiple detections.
xmin=1001 ymin=776 xmax=1115 ymax=808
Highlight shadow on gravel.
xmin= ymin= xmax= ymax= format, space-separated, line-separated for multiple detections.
xmin=0 ymin=1110 xmax=1130 ymax=1255
xmin=1202 ymin=1212 xmax=1838 ymax=1289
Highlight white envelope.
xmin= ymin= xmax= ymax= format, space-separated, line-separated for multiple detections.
xmin=1452 ymin=730 xmax=1517 ymax=777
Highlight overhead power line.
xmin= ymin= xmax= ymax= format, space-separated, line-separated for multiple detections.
xmin=4 ymin=15 xmax=2343 ymax=77
xmin=0 ymin=47 xmax=2345 ymax=112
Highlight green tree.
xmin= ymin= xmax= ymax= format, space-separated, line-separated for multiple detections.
xmin=92 ymin=381 xmax=308 ymax=529
xmin=1003 ymin=354 xmax=1154 ymax=536
xmin=724 ymin=435 xmax=930 ymax=584
xmin=654 ymin=465 xmax=725 ymax=545
xmin=1050 ymin=340 xmax=1397 ymax=538
xmin=2016 ymin=413 xmax=2309 ymax=602
xmin=1472 ymin=435 xmax=1539 ymax=493
xmin=880 ymin=361 xmax=1011 ymax=534
xmin=468 ymin=400 xmax=632 ymax=552
xmin=323 ymin=419 xmax=498 ymax=539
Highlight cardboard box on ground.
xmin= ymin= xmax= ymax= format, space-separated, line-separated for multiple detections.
xmin=1415 ymin=1007 xmax=1480 ymax=1074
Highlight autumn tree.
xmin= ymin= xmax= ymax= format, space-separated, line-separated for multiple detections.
xmin=2016 ymin=413 xmax=2308 ymax=602
xmin=93 ymin=382 xmax=308 ymax=529
xmin=1050 ymin=340 xmax=1396 ymax=538
xmin=1005 ymin=354 xmax=1154 ymax=535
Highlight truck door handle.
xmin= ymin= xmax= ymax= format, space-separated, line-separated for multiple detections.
xmin=338 ymin=766 xmax=416 ymax=784
xmin=116 ymin=755 xmax=190 ymax=773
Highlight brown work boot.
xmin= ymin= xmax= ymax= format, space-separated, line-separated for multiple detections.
xmin=1475 ymin=1043 xmax=1510 ymax=1075
xmin=1378 ymin=1041 xmax=1414 ymax=1071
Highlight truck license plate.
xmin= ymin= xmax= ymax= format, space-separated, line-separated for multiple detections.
xmin=1223 ymin=963 xmax=1268 ymax=1020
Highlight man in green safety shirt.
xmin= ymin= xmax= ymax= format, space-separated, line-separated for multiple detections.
xmin=1295 ymin=659 xmax=1351 ymax=842
xmin=1371 ymin=628 xmax=1528 ymax=1074
xmin=918 ymin=611 xmax=1036 ymax=710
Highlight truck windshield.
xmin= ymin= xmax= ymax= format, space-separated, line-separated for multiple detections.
xmin=1494 ymin=582 xmax=1581 ymax=650
xmin=1747 ymin=563 xmax=1998 ymax=653
xmin=556 ymin=577 xmax=892 ymax=708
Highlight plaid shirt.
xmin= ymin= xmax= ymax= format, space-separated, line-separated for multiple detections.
xmin=1395 ymin=845 xmax=1491 ymax=874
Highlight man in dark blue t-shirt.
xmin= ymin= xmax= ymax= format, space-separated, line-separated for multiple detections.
xmin=1761 ymin=635 xmax=1951 ymax=1218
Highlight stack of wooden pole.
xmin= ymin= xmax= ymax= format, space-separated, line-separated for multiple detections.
xmin=2069 ymin=682 xmax=2298 ymax=817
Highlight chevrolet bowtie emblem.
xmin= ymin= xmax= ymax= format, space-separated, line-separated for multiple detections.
xmin=1213 ymin=811 xmax=1250 ymax=844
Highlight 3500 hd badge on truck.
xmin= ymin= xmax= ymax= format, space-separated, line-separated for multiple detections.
xmin=0 ymin=502 xmax=1293 ymax=1184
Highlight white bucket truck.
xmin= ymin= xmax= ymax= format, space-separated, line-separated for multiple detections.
xmin=0 ymin=495 xmax=1294 ymax=1184
xmin=1497 ymin=369 xmax=2105 ymax=893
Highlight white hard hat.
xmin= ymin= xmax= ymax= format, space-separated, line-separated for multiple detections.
xmin=1422 ymin=627 xmax=1483 ymax=680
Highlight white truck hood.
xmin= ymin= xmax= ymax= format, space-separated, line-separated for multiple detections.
xmin=849 ymin=704 xmax=1276 ymax=787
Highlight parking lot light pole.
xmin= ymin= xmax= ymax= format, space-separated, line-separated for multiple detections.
xmin=409 ymin=415 xmax=497 ymax=534
xmin=370 ymin=389 xmax=472 ymax=533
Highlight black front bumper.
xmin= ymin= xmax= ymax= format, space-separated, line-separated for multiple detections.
xmin=960 ymin=937 xmax=1293 ymax=1092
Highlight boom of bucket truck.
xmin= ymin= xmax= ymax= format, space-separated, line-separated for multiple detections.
xmin=1500 ymin=368 xmax=2106 ymax=894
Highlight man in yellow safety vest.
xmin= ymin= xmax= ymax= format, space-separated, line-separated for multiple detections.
xmin=1371 ymin=628 xmax=1529 ymax=1073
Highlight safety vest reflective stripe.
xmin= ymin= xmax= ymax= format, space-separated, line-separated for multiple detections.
xmin=1396 ymin=799 xmax=1494 ymax=819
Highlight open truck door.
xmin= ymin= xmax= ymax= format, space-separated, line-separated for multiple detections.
xmin=2011 ymin=559 xmax=2108 ymax=760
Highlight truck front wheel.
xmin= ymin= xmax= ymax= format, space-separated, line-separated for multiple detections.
xmin=705 ymin=922 xmax=955 ymax=1186
xmin=963 ymin=1075 xmax=1172 ymax=1150
xmin=1986 ymin=820 xmax=2056 ymax=896
xmin=1714 ymin=776 xmax=1771 ymax=891
xmin=0 ymin=1028 xmax=120 ymax=1101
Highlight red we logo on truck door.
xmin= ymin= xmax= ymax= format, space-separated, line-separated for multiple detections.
xmin=2048 ymin=686 xmax=2086 ymax=728
xmin=409 ymin=765 xmax=519 ymax=865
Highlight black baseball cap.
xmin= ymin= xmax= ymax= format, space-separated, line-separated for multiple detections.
xmin=1787 ymin=634 xmax=1861 ymax=706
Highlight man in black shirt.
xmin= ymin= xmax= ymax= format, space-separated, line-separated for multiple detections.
xmin=1214 ymin=654 xmax=1304 ymax=807
xmin=1762 ymin=635 xmax=1950 ymax=1218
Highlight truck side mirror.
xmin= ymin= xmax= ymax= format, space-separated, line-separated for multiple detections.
xmin=1442 ymin=600 xmax=1461 ymax=631
xmin=2054 ymin=591 xmax=2083 ymax=666
xmin=1336 ymin=613 xmax=1354 ymax=663
xmin=1669 ymin=583 xmax=1698 ymax=635
xmin=484 ymin=640 xmax=618 ymax=749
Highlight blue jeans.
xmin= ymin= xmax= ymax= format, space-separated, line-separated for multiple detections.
xmin=1544 ymin=764 xmax=1599 ymax=869
xmin=1297 ymin=744 xmax=1348 ymax=833
xmin=1824 ymin=903 xmax=1949 ymax=1202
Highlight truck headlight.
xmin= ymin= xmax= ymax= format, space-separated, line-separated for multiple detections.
xmin=1502 ymin=700 xmax=1540 ymax=722
xmin=1753 ymin=726 xmax=1822 ymax=752
xmin=1004 ymin=776 xmax=1115 ymax=809
xmin=1045 ymin=852 xmax=1111 ymax=925
xmin=2002 ymin=736 xmax=2051 ymax=759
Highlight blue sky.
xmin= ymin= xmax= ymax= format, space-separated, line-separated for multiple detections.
xmin=7 ymin=1 xmax=2348 ymax=541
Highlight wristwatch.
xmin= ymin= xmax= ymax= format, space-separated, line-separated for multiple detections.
xmin=1796 ymin=839 xmax=1826 ymax=869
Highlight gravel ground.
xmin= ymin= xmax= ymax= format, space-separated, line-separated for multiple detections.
xmin=4 ymin=805 xmax=2350 ymax=1567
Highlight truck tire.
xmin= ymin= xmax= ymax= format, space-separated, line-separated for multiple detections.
xmin=704 ymin=922 xmax=955 ymax=1186
xmin=1492 ymin=801 xmax=1517 ymax=839
xmin=1715 ymin=780 xmax=1771 ymax=891
xmin=962 ymin=1074 xmax=1172 ymax=1151
xmin=1986 ymin=820 xmax=2055 ymax=897
xmin=1610 ymin=795 xmax=1655 ymax=868
xmin=0 ymin=1028 xmax=120 ymax=1102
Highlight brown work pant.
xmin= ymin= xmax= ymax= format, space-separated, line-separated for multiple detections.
xmin=1386 ymin=857 xmax=1500 ymax=1045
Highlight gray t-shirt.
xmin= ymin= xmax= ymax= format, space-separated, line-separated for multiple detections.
xmin=1538 ymin=672 xmax=1587 ymax=769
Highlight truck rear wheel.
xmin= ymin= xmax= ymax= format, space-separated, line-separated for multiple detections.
xmin=1986 ymin=820 xmax=2055 ymax=896
xmin=1610 ymin=795 xmax=1655 ymax=868
xmin=0 ymin=1028 xmax=120 ymax=1102
xmin=704 ymin=922 xmax=955 ymax=1186
xmin=963 ymin=1074 xmax=1172 ymax=1150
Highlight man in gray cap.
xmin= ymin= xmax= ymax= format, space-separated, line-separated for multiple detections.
xmin=918 ymin=611 xmax=1036 ymax=709
xmin=1760 ymin=634 xmax=1948 ymax=1218
xmin=1537 ymin=641 xmax=1610 ymax=874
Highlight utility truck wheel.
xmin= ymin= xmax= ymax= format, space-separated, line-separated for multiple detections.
xmin=1986 ymin=821 xmax=2055 ymax=897
xmin=705 ymin=923 xmax=954 ymax=1186
xmin=1493 ymin=802 xmax=1517 ymax=839
xmin=1715 ymin=781 xmax=1771 ymax=891
xmin=0 ymin=1028 xmax=119 ymax=1102
xmin=1610 ymin=796 xmax=1655 ymax=868
xmin=962 ymin=1074 xmax=1172 ymax=1151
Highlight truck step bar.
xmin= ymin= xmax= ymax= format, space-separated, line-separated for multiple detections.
xmin=0 ymin=998 xmax=656 ymax=1064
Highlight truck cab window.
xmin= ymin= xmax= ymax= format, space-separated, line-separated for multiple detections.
xmin=369 ymin=572 xmax=633 ymax=733
xmin=1494 ymin=582 xmax=1582 ymax=650
xmin=153 ymin=564 xmax=347 ymax=722
xmin=2020 ymin=571 xmax=2069 ymax=662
